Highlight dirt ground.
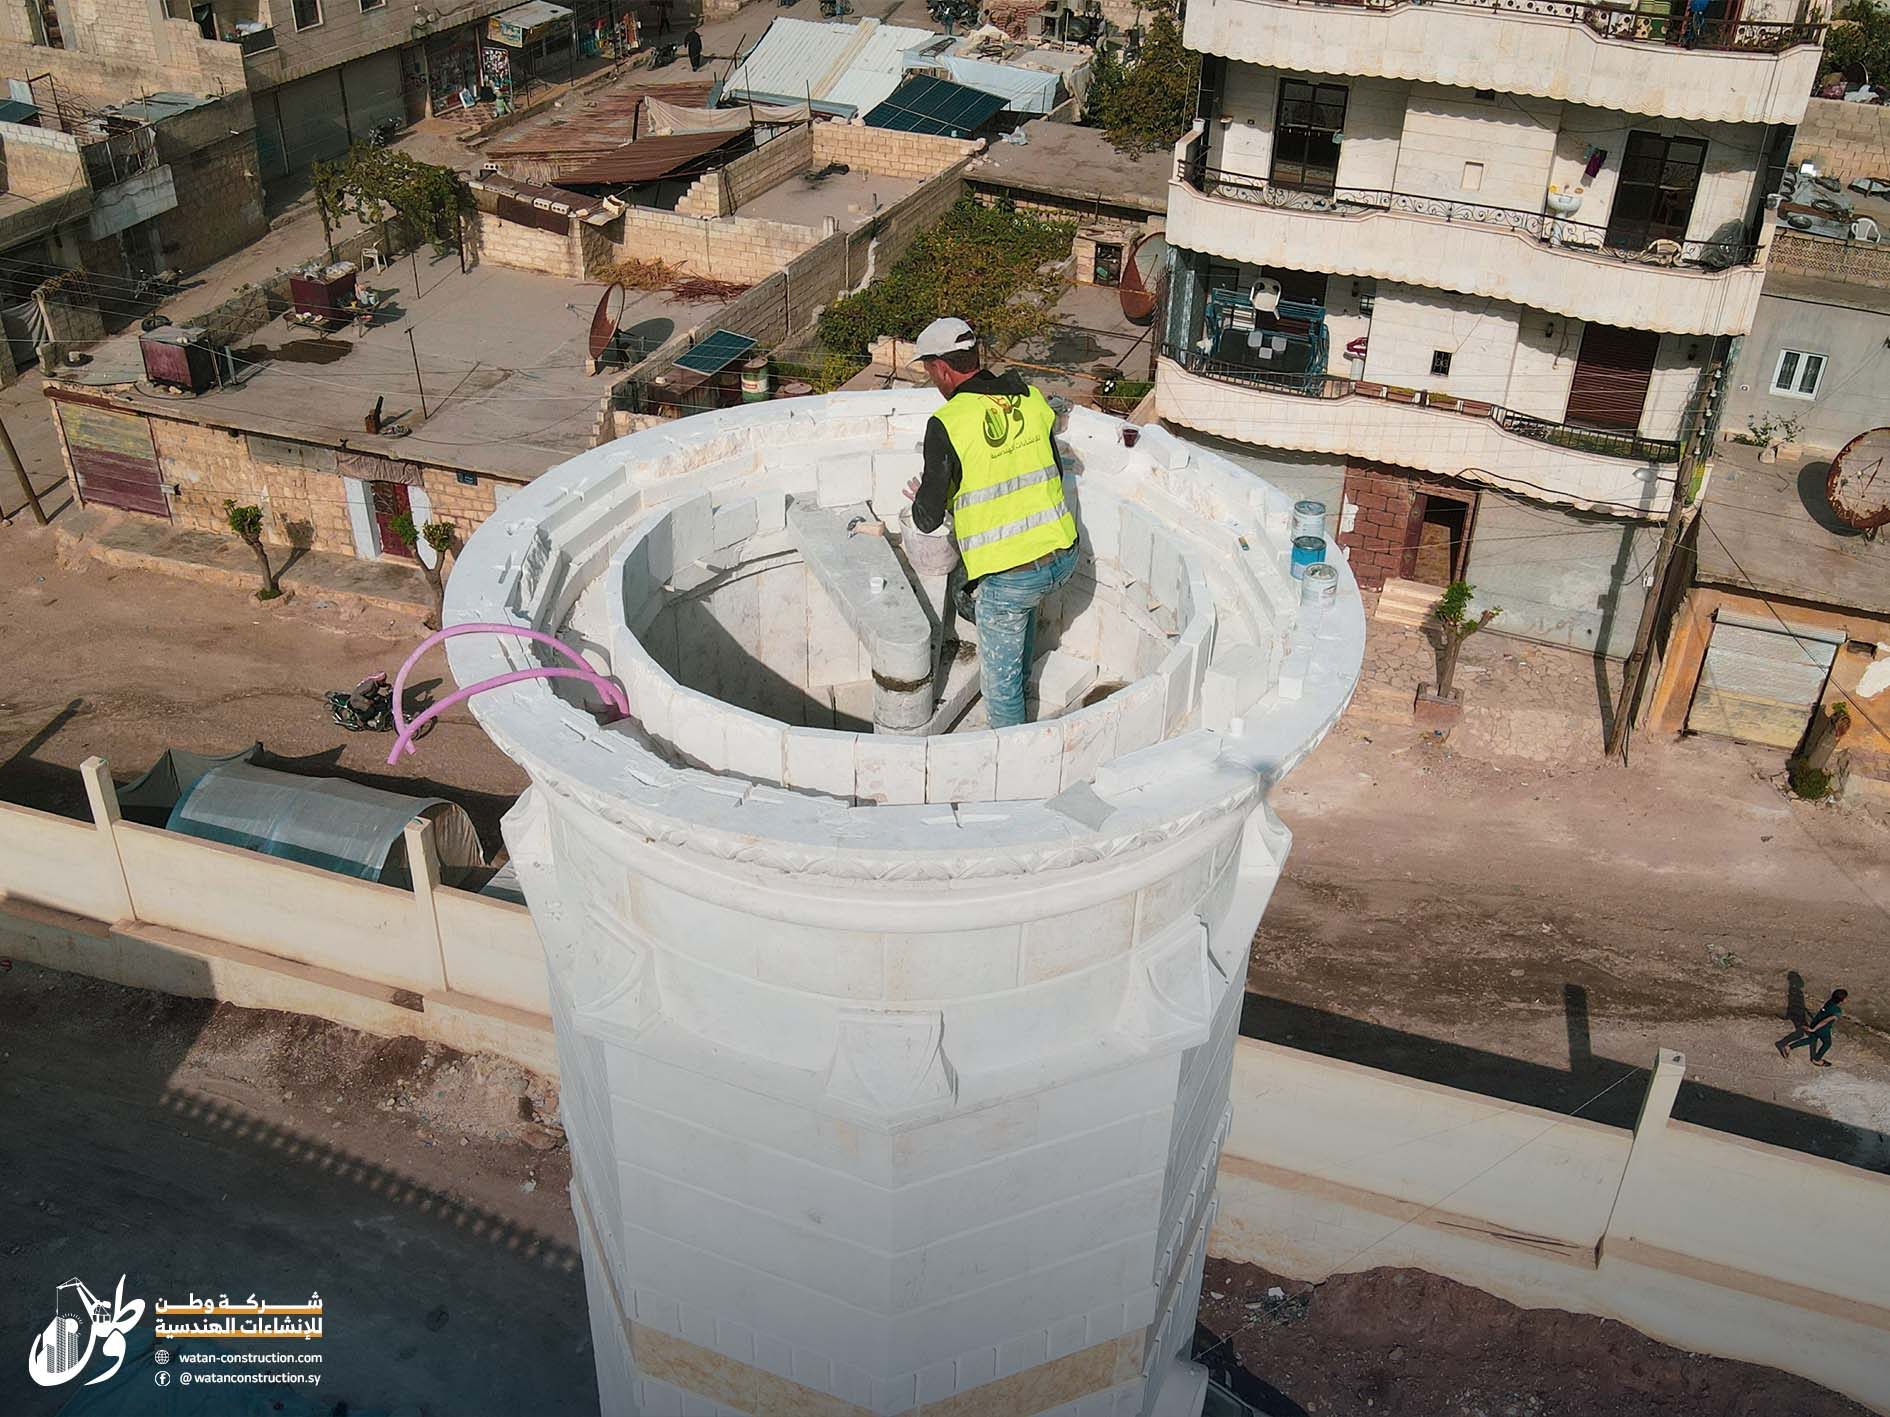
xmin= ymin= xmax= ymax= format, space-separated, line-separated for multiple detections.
xmin=1195 ymin=1257 xmax=1872 ymax=1417
xmin=1257 ymin=718 xmax=1890 ymax=1171
xmin=0 ymin=963 xmax=590 ymax=1416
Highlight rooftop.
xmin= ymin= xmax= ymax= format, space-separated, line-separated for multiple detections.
xmin=965 ymin=118 xmax=1168 ymax=216
xmin=65 ymin=260 xmax=721 ymax=481
xmin=1697 ymin=440 xmax=1890 ymax=618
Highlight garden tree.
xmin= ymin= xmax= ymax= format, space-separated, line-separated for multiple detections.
xmin=816 ymin=198 xmax=1073 ymax=357
xmin=223 ymin=500 xmax=281 ymax=600
xmin=1085 ymin=40 xmax=1125 ymax=128
xmin=1431 ymin=580 xmax=1500 ymax=700
xmin=391 ymin=511 xmax=458 ymax=630
xmin=1093 ymin=2 xmax=1199 ymax=155
xmin=311 ymin=147 xmax=471 ymax=260
xmin=1826 ymin=4 xmax=1890 ymax=85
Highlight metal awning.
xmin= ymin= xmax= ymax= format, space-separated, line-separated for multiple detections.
xmin=489 ymin=0 xmax=572 ymax=45
xmin=555 ymin=128 xmax=748 ymax=186
xmin=864 ymin=75 xmax=1007 ymax=137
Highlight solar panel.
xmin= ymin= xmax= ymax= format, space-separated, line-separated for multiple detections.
xmin=863 ymin=76 xmax=1007 ymax=138
xmin=674 ymin=329 xmax=759 ymax=377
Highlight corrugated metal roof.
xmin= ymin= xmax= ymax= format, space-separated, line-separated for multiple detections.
xmin=724 ymin=17 xmax=936 ymax=117
xmin=495 ymin=0 xmax=572 ymax=28
xmin=556 ymin=128 xmax=749 ymax=186
xmin=484 ymin=80 xmax=717 ymax=162
xmin=865 ymin=76 xmax=1007 ymax=138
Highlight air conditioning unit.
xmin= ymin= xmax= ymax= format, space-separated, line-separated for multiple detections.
xmin=140 ymin=326 xmax=215 ymax=393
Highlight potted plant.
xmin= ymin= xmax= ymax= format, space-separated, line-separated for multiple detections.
xmin=1415 ymin=579 xmax=1499 ymax=730
xmin=1732 ymin=413 xmax=1803 ymax=464
xmin=224 ymin=499 xmax=283 ymax=601
xmin=391 ymin=511 xmax=458 ymax=630
xmin=1830 ymin=700 xmax=1852 ymax=739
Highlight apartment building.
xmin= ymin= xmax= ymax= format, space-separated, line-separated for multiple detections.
xmin=1155 ymin=0 xmax=1826 ymax=655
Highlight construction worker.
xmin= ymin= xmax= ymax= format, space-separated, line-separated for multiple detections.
xmin=904 ymin=317 xmax=1079 ymax=729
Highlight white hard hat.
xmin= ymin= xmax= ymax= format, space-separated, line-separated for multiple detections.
xmin=909 ymin=316 xmax=978 ymax=363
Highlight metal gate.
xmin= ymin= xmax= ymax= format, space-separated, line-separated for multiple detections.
xmin=342 ymin=51 xmax=405 ymax=140
xmin=1687 ymin=611 xmax=1841 ymax=750
xmin=57 ymin=400 xmax=168 ymax=518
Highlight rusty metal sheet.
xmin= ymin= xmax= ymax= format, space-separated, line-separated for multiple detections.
xmin=61 ymin=402 xmax=167 ymax=517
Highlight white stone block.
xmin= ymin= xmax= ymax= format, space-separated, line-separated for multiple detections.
xmin=998 ymin=1330 xmax=1050 ymax=1379
xmin=955 ymin=1345 xmax=998 ymax=1391
xmin=1109 ymin=677 xmax=1165 ymax=759
xmin=783 ymin=729 xmax=857 ymax=801
xmin=994 ymin=721 xmax=1062 ymax=801
xmin=817 ymin=451 xmax=874 ymax=507
xmin=753 ymin=487 xmax=787 ymax=535
xmin=925 ymin=729 xmax=998 ymax=804
xmin=721 ymin=708 xmax=785 ymax=784
xmin=1058 ymin=703 xmax=1119 ymax=791
xmin=1118 ymin=505 xmax=1155 ymax=582
xmin=1035 ymin=650 xmax=1099 ymax=716
xmin=670 ymin=693 xmax=727 ymax=770
xmin=1200 ymin=643 xmax=1268 ymax=732
xmin=788 ymin=1348 xmax=829 ymax=1389
xmin=884 ymin=924 xmax=1020 ymax=1000
xmin=853 ymin=733 xmax=927 ymax=804
xmin=1020 ymin=892 xmax=1137 ymax=983
xmin=669 ymin=493 xmax=714 ymax=567
xmin=872 ymin=449 xmax=921 ymax=516
xmin=711 ymin=496 xmax=757 ymax=549
xmin=918 ymin=1359 xmax=956 ymax=1404
xmin=871 ymin=1374 xmax=917 ymax=1416
xmin=1078 ymin=493 xmax=1121 ymax=565
xmin=1047 ymin=1313 xmax=1088 ymax=1360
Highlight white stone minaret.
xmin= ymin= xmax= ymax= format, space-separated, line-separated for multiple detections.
xmin=447 ymin=394 xmax=1362 ymax=1417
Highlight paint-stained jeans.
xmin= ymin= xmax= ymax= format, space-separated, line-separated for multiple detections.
xmin=972 ymin=545 xmax=1079 ymax=730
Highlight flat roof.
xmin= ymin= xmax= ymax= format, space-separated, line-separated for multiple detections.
xmin=482 ymin=79 xmax=719 ymax=163
xmin=964 ymin=118 xmax=1166 ymax=216
xmin=64 ymin=260 xmax=726 ymax=482
xmin=1762 ymin=267 xmax=1890 ymax=318
xmin=1695 ymin=439 xmax=1890 ymax=618
xmin=556 ymin=127 xmax=748 ymax=185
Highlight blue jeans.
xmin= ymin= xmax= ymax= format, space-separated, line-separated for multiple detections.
xmin=973 ymin=544 xmax=1079 ymax=729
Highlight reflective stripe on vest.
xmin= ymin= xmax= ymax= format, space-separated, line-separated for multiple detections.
xmin=933 ymin=385 xmax=1077 ymax=580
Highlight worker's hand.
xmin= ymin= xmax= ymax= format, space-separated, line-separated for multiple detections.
xmin=903 ymin=477 xmax=920 ymax=501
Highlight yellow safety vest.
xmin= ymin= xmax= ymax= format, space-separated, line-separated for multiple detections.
xmin=933 ymin=384 xmax=1077 ymax=580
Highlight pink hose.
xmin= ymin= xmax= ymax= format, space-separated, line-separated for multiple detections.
xmin=385 ymin=622 xmax=629 ymax=765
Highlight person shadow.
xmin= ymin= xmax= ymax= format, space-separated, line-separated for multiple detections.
xmin=1785 ymin=970 xmax=1810 ymax=1031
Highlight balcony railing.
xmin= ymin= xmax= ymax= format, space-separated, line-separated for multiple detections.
xmin=1181 ymin=161 xmax=1759 ymax=272
xmin=1232 ymin=0 xmax=1824 ymax=54
xmin=1160 ymin=342 xmax=1682 ymax=464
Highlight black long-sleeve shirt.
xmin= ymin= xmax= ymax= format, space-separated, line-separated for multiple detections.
xmin=912 ymin=369 xmax=1064 ymax=536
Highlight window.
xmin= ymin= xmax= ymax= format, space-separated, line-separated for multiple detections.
xmin=292 ymin=0 xmax=322 ymax=29
xmin=1430 ymin=350 xmax=1452 ymax=376
xmin=361 ymin=0 xmax=385 ymax=9
xmin=1605 ymin=131 xmax=1707 ymax=251
xmin=1771 ymin=349 xmax=1825 ymax=399
xmin=1270 ymin=79 xmax=1347 ymax=194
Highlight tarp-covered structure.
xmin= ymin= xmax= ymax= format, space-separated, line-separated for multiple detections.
xmin=166 ymin=761 xmax=484 ymax=887
xmin=119 ymin=743 xmax=261 ymax=820
xmin=721 ymin=17 xmax=937 ymax=117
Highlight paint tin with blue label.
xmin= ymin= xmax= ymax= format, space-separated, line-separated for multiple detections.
xmin=1289 ymin=536 xmax=1326 ymax=579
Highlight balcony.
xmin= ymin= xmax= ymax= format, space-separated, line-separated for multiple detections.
xmin=1184 ymin=0 xmax=1824 ymax=126
xmin=1170 ymin=145 xmax=1769 ymax=336
xmin=1155 ymin=344 xmax=1676 ymax=515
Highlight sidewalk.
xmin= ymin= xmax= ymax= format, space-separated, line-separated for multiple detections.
xmin=55 ymin=505 xmax=433 ymax=617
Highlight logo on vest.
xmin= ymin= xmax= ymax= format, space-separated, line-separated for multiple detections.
xmin=981 ymin=396 xmax=1025 ymax=449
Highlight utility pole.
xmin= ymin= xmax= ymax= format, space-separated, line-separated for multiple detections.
xmin=409 ymin=329 xmax=429 ymax=419
xmin=1606 ymin=356 xmax=1723 ymax=760
xmin=1 ymin=416 xmax=46 ymax=526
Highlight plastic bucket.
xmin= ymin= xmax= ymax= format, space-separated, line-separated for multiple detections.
xmin=1291 ymin=499 xmax=1326 ymax=541
xmin=1289 ymin=536 xmax=1326 ymax=579
xmin=774 ymin=379 xmax=813 ymax=400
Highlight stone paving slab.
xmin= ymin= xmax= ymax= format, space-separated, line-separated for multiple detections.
xmin=54 ymin=506 xmax=432 ymax=617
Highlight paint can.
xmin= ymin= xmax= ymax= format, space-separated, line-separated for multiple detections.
xmin=1289 ymin=536 xmax=1326 ymax=579
xmin=740 ymin=355 xmax=771 ymax=402
xmin=1300 ymin=561 xmax=1338 ymax=607
xmin=1291 ymin=499 xmax=1326 ymax=541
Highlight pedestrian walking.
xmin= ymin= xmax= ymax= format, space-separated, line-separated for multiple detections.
xmin=685 ymin=28 xmax=703 ymax=70
xmin=1777 ymin=988 xmax=1848 ymax=1068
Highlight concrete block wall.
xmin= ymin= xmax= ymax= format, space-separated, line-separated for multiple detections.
xmin=241 ymin=0 xmax=511 ymax=89
xmin=0 ymin=123 xmax=85 ymax=199
xmin=152 ymin=94 xmax=267 ymax=275
xmin=676 ymin=125 xmax=814 ymax=218
xmin=811 ymin=122 xmax=983 ymax=180
xmin=1769 ymin=230 xmax=1890 ymax=286
xmin=466 ymin=207 xmax=583 ymax=279
xmin=611 ymin=205 xmax=826 ymax=285
xmin=0 ymin=29 xmax=247 ymax=111
xmin=1791 ymin=97 xmax=1890 ymax=184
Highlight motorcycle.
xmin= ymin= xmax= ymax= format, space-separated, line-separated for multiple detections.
xmin=327 ymin=672 xmax=396 ymax=733
xmin=367 ymin=116 xmax=401 ymax=148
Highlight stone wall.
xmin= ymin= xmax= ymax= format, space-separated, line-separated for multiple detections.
xmin=240 ymin=0 xmax=511 ymax=90
xmin=810 ymin=121 xmax=982 ymax=180
xmin=610 ymin=205 xmax=826 ymax=285
xmin=150 ymin=94 xmax=267 ymax=275
xmin=1791 ymin=97 xmax=1890 ymax=184
xmin=967 ymin=181 xmax=1158 ymax=228
xmin=675 ymin=124 xmax=813 ymax=218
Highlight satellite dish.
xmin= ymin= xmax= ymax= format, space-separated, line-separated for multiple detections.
xmin=587 ymin=281 xmax=627 ymax=365
xmin=1118 ymin=231 xmax=1170 ymax=326
xmin=1826 ymin=426 xmax=1890 ymax=531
